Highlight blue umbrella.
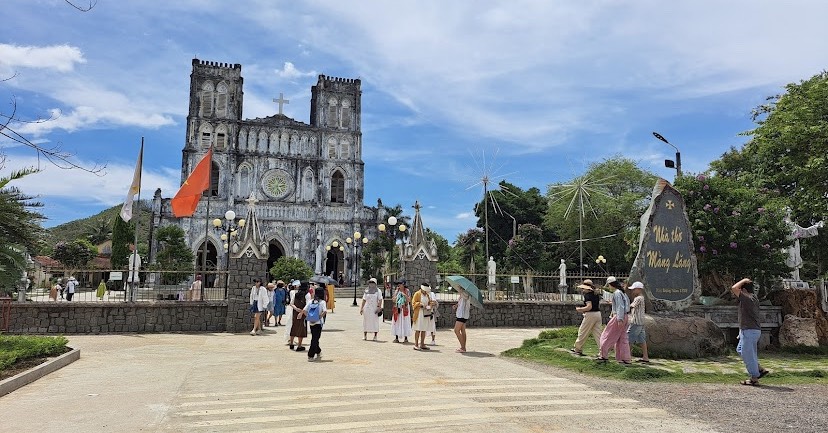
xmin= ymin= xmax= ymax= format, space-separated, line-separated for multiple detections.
xmin=446 ymin=275 xmax=485 ymax=309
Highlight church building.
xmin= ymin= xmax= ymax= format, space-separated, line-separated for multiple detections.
xmin=150 ymin=58 xmax=379 ymax=278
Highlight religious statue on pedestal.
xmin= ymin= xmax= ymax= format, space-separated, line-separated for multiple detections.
xmin=487 ymin=256 xmax=496 ymax=286
xmin=558 ymin=259 xmax=567 ymax=287
xmin=783 ymin=208 xmax=824 ymax=281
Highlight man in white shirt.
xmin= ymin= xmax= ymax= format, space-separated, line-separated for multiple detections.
xmin=65 ymin=276 xmax=77 ymax=302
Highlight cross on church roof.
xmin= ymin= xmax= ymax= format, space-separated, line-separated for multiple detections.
xmin=273 ymin=93 xmax=289 ymax=115
xmin=413 ymin=200 xmax=421 ymax=212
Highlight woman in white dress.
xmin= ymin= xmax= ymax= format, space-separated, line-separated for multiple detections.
xmin=391 ymin=281 xmax=412 ymax=343
xmin=360 ymin=278 xmax=383 ymax=341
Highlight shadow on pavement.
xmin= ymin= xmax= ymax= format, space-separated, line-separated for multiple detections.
xmin=461 ymin=351 xmax=496 ymax=358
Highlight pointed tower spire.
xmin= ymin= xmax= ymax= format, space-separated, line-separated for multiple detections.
xmin=409 ymin=200 xmax=426 ymax=249
xmin=237 ymin=192 xmax=267 ymax=258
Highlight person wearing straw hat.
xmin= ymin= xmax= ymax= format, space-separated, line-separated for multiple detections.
xmin=570 ymin=279 xmax=602 ymax=356
xmin=597 ymin=277 xmax=631 ymax=364
xmin=411 ymin=283 xmax=435 ymax=351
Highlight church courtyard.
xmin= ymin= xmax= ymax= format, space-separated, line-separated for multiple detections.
xmin=2 ymin=308 xmax=826 ymax=433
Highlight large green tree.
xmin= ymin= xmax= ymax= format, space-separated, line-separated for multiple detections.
xmin=85 ymin=217 xmax=112 ymax=245
xmin=0 ymin=167 xmax=45 ymax=293
xmin=111 ymin=216 xmax=134 ymax=269
xmin=52 ymin=239 xmax=97 ymax=270
xmin=425 ymin=228 xmax=462 ymax=274
xmin=545 ymin=156 xmax=657 ymax=275
xmin=674 ymin=174 xmax=790 ymax=295
xmin=713 ymin=71 xmax=828 ymax=277
xmin=151 ymin=225 xmax=194 ymax=284
xmin=504 ymin=223 xmax=547 ymax=271
xmin=269 ymin=256 xmax=313 ymax=283
xmin=474 ymin=180 xmax=550 ymax=260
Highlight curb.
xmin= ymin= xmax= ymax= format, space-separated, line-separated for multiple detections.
xmin=0 ymin=348 xmax=80 ymax=397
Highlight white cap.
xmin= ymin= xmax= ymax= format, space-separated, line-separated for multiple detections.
xmin=606 ymin=276 xmax=617 ymax=284
xmin=630 ymin=281 xmax=644 ymax=290
xmin=291 ymin=280 xmax=300 ymax=287
xmin=368 ymin=277 xmax=378 ymax=284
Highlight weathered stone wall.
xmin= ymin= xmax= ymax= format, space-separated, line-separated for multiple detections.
xmin=225 ymin=255 xmax=269 ymax=333
xmin=434 ymin=301 xmax=612 ymax=329
xmin=6 ymin=302 xmax=227 ymax=334
xmin=401 ymin=258 xmax=437 ymax=290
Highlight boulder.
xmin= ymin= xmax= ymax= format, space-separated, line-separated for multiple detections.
xmin=643 ymin=313 xmax=728 ymax=358
xmin=779 ymin=314 xmax=820 ymax=347
xmin=769 ymin=289 xmax=828 ymax=345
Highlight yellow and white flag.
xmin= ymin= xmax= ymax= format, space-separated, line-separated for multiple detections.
xmin=119 ymin=143 xmax=143 ymax=222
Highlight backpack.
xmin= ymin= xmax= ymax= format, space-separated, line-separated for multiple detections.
xmin=307 ymin=301 xmax=321 ymax=322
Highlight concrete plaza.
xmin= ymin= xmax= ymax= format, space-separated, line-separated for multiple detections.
xmin=0 ymin=307 xmax=717 ymax=432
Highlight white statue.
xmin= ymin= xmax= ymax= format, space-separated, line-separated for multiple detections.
xmin=558 ymin=259 xmax=567 ymax=287
xmin=314 ymin=230 xmax=323 ymax=274
xmin=487 ymin=256 xmax=496 ymax=285
xmin=783 ymin=208 xmax=824 ymax=280
xmin=127 ymin=250 xmax=142 ymax=284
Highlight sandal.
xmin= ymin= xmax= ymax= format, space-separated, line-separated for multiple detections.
xmin=759 ymin=369 xmax=770 ymax=378
xmin=420 ymin=346 xmax=430 ymax=350
xmin=569 ymin=348 xmax=584 ymax=356
xmin=636 ymin=359 xmax=651 ymax=363
xmin=740 ymin=379 xmax=758 ymax=386
xmin=413 ymin=346 xmax=421 ymax=351
xmin=595 ymin=357 xmax=608 ymax=363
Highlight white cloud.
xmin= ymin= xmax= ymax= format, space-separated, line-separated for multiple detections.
xmin=275 ymin=62 xmax=317 ymax=80
xmin=455 ymin=212 xmax=474 ymax=220
xmin=1 ymin=154 xmax=179 ymax=210
xmin=0 ymin=44 xmax=86 ymax=72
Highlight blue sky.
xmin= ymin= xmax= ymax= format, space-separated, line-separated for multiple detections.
xmin=2 ymin=0 xmax=828 ymax=242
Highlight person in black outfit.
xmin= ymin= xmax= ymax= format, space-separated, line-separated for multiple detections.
xmin=570 ymin=278 xmax=603 ymax=356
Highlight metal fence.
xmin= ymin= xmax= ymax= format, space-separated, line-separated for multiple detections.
xmin=433 ymin=272 xmax=627 ymax=302
xmin=24 ymin=269 xmax=229 ymax=302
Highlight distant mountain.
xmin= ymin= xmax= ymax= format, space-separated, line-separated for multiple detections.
xmin=46 ymin=201 xmax=152 ymax=249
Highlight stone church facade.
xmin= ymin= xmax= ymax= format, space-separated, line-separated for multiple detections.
xmin=150 ymin=58 xmax=379 ymax=279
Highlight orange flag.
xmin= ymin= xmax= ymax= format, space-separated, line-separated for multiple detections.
xmin=171 ymin=147 xmax=213 ymax=217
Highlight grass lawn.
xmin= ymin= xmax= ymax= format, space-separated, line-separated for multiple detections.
xmin=0 ymin=335 xmax=70 ymax=379
xmin=502 ymin=327 xmax=828 ymax=385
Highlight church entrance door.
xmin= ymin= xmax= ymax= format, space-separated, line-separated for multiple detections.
xmin=325 ymin=250 xmax=344 ymax=278
xmin=267 ymin=241 xmax=285 ymax=280
xmin=196 ymin=241 xmax=217 ymax=288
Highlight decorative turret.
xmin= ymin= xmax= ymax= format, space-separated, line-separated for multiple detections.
xmin=234 ymin=193 xmax=268 ymax=259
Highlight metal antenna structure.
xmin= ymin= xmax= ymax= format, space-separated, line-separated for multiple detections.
xmin=465 ymin=149 xmax=515 ymax=263
xmin=549 ymin=173 xmax=614 ymax=279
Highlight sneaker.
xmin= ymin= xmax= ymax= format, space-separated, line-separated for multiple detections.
xmin=316 ymin=354 xmax=322 ymax=361
xmin=289 ymin=344 xmax=295 ymax=350
xmin=250 ymin=330 xmax=256 ymax=336
xmin=307 ymin=357 xmax=315 ymax=362
xmin=296 ymin=346 xmax=306 ymax=352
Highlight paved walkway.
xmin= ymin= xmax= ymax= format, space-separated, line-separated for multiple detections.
xmin=0 ymin=307 xmax=717 ymax=432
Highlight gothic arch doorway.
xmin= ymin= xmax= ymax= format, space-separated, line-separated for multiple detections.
xmin=267 ymin=240 xmax=285 ymax=280
xmin=325 ymin=248 xmax=344 ymax=278
xmin=196 ymin=241 xmax=218 ymax=288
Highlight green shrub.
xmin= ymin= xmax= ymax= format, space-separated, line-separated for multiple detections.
xmin=0 ymin=335 xmax=69 ymax=371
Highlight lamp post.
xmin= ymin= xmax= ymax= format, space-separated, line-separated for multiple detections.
xmin=652 ymin=132 xmax=682 ymax=178
xmin=377 ymin=216 xmax=407 ymax=291
xmin=212 ymin=210 xmax=245 ymax=297
xmin=346 ymin=231 xmax=370 ymax=306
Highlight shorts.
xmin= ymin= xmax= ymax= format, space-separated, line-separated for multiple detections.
xmin=627 ymin=324 xmax=646 ymax=344
xmin=456 ymin=318 xmax=468 ymax=324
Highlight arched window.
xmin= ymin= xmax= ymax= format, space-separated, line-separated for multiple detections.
xmin=215 ymin=124 xmax=228 ymax=150
xmin=200 ymin=82 xmax=214 ymax=117
xmin=326 ymin=97 xmax=338 ymax=127
xmin=238 ymin=164 xmax=251 ymax=198
xmin=247 ymin=129 xmax=257 ymax=152
xmin=341 ymin=138 xmax=350 ymax=160
xmin=330 ymin=170 xmax=345 ymax=203
xmin=341 ymin=99 xmax=351 ymax=129
xmin=258 ymin=131 xmax=267 ymax=153
xmin=238 ymin=129 xmax=247 ymax=152
xmin=199 ymin=124 xmax=213 ymax=149
xmin=302 ymin=168 xmax=315 ymax=202
xmin=271 ymin=132 xmax=281 ymax=154
xmin=207 ymin=162 xmax=220 ymax=197
xmin=327 ymin=137 xmax=337 ymax=159
xmin=216 ymin=83 xmax=228 ymax=117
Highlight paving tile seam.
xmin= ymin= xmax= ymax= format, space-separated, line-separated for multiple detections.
xmin=176 ymin=389 xmax=611 ymax=408
xmin=175 ymin=397 xmax=640 ymax=418
xmin=183 ymin=407 xmax=665 ymax=431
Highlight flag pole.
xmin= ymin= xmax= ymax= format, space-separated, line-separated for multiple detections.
xmin=130 ymin=137 xmax=144 ymax=302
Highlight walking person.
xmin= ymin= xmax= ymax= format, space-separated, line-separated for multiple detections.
xmin=303 ymin=287 xmax=327 ymax=361
xmin=597 ymin=277 xmax=631 ymax=364
xmin=189 ymin=275 xmax=202 ymax=301
xmin=272 ymin=280 xmax=287 ymax=326
xmin=453 ymin=290 xmax=471 ymax=353
xmin=391 ymin=280 xmax=412 ymax=343
xmin=412 ymin=283 xmax=435 ymax=351
xmin=288 ymin=281 xmax=309 ymax=351
xmin=732 ymin=278 xmax=769 ymax=385
xmin=65 ymin=276 xmax=77 ymax=301
xmin=249 ymin=279 xmax=268 ymax=336
xmin=627 ymin=282 xmax=650 ymax=363
xmin=96 ymin=280 xmax=107 ymax=301
xmin=49 ymin=279 xmax=60 ymax=301
xmin=570 ymin=279 xmax=602 ymax=356
xmin=264 ymin=282 xmax=275 ymax=326
xmin=360 ymin=278 xmax=383 ymax=341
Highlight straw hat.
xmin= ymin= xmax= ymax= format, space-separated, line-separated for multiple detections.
xmin=576 ymin=279 xmax=595 ymax=291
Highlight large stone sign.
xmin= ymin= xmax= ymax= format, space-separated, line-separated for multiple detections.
xmin=629 ymin=179 xmax=700 ymax=311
